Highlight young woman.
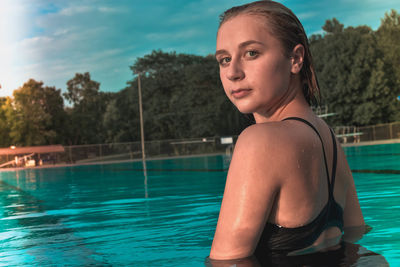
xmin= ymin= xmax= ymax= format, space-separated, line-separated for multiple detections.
xmin=209 ymin=0 xmax=365 ymax=263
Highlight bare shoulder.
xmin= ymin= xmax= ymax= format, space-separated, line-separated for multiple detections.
xmin=236 ymin=122 xmax=298 ymax=150
xmin=236 ymin=122 xmax=313 ymax=158
xmin=232 ymin=122 xmax=303 ymax=182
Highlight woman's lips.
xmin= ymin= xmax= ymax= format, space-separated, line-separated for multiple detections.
xmin=231 ymin=88 xmax=251 ymax=99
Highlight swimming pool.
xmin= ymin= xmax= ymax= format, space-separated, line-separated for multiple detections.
xmin=0 ymin=143 xmax=399 ymax=266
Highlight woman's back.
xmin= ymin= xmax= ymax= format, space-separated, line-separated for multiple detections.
xmin=254 ymin=116 xmax=346 ymax=255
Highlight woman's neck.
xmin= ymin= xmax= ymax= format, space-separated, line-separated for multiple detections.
xmin=253 ymin=86 xmax=313 ymax=124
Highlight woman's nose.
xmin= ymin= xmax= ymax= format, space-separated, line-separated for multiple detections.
xmin=226 ymin=60 xmax=245 ymax=81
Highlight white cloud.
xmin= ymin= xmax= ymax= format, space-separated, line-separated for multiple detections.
xmin=0 ymin=0 xmax=32 ymax=96
xmin=57 ymin=5 xmax=123 ymax=16
xmin=98 ymin=6 xmax=124 ymax=13
xmin=59 ymin=6 xmax=93 ymax=16
xmin=297 ymin=12 xmax=317 ymax=20
xmin=53 ymin=28 xmax=73 ymax=36
xmin=20 ymin=36 xmax=53 ymax=47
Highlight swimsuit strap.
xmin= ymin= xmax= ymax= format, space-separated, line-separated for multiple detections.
xmin=329 ymin=128 xmax=338 ymax=194
xmin=282 ymin=117 xmax=337 ymax=197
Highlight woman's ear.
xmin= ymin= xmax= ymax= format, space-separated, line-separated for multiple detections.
xmin=290 ymin=44 xmax=304 ymax=74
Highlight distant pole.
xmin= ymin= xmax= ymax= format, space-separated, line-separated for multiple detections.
xmin=138 ymin=73 xmax=146 ymax=162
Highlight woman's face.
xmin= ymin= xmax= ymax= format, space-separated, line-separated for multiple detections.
xmin=216 ymin=14 xmax=294 ymax=116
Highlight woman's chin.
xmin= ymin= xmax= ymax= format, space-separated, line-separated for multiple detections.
xmin=235 ymin=105 xmax=256 ymax=114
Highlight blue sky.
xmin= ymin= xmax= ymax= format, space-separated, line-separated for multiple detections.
xmin=1 ymin=0 xmax=399 ymax=97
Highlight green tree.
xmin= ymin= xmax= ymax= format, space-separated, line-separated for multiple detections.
xmin=180 ymin=54 xmax=245 ymax=137
xmin=322 ymin=18 xmax=344 ymax=34
xmin=0 ymin=97 xmax=13 ymax=147
xmin=64 ymin=72 xmax=112 ymax=144
xmin=8 ymin=79 xmax=65 ymax=146
xmin=311 ymin=18 xmax=396 ymax=126
xmin=130 ymin=51 xmax=202 ymax=139
xmin=355 ymin=58 xmax=396 ymax=124
xmin=376 ymin=9 xmax=400 ymax=121
xmin=64 ymin=72 xmax=100 ymax=106
xmin=102 ymin=50 xmax=250 ymax=143
xmin=103 ymin=88 xmax=140 ymax=143
xmin=124 ymin=50 xmax=248 ymax=140
xmin=42 ymin=85 xmax=68 ymax=144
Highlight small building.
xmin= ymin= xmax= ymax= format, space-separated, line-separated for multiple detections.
xmin=0 ymin=145 xmax=65 ymax=168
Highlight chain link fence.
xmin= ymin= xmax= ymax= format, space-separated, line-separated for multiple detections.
xmin=0 ymin=136 xmax=238 ymax=167
xmin=2 ymin=121 xmax=400 ymax=168
xmin=334 ymin=122 xmax=400 ymax=144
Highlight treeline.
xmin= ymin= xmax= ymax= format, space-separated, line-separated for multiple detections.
xmin=311 ymin=10 xmax=400 ymax=126
xmin=0 ymin=54 xmax=248 ymax=147
xmin=0 ymin=11 xmax=399 ymax=147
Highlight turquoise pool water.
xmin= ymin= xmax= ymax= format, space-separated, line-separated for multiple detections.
xmin=0 ymin=143 xmax=399 ymax=266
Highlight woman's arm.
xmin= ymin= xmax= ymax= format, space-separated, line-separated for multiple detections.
xmin=342 ymin=172 xmax=366 ymax=242
xmin=336 ymin=144 xmax=365 ymax=243
xmin=338 ymin=145 xmax=365 ymax=228
xmin=209 ymin=126 xmax=281 ymax=260
xmin=343 ymin=174 xmax=365 ymax=227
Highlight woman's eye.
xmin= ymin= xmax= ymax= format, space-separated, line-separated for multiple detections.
xmin=245 ymin=50 xmax=259 ymax=58
xmin=218 ymin=57 xmax=231 ymax=65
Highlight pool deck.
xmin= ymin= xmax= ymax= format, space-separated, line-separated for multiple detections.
xmin=0 ymin=152 xmax=226 ymax=172
xmin=1 ymin=139 xmax=400 ymax=172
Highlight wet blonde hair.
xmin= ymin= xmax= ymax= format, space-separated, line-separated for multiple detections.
xmin=219 ymin=0 xmax=320 ymax=105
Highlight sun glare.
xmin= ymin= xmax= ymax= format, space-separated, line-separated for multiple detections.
xmin=0 ymin=0 xmax=30 ymax=97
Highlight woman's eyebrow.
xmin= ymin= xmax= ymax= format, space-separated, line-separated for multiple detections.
xmin=215 ymin=40 xmax=265 ymax=57
xmin=215 ymin=49 xmax=228 ymax=58
xmin=239 ymin=40 xmax=264 ymax=49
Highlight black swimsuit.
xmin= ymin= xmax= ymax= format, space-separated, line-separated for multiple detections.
xmin=255 ymin=117 xmax=344 ymax=257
